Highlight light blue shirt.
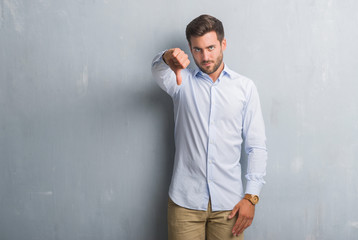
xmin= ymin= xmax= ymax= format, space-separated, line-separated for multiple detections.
xmin=151 ymin=51 xmax=267 ymax=211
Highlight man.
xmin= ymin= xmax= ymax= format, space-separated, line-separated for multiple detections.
xmin=151 ymin=14 xmax=267 ymax=240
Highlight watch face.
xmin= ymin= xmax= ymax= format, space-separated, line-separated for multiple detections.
xmin=244 ymin=194 xmax=259 ymax=205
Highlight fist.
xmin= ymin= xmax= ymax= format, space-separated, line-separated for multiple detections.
xmin=163 ymin=48 xmax=190 ymax=85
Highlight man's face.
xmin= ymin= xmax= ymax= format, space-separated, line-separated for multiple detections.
xmin=189 ymin=31 xmax=226 ymax=76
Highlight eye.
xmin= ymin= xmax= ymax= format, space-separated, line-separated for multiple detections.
xmin=208 ymin=46 xmax=215 ymax=51
xmin=194 ymin=48 xmax=201 ymax=52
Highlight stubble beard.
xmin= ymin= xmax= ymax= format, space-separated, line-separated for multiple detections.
xmin=195 ymin=51 xmax=224 ymax=75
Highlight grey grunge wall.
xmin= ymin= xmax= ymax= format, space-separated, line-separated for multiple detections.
xmin=1 ymin=0 xmax=358 ymax=239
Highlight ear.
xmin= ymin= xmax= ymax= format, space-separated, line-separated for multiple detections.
xmin=221 ymin=38 xmax=227 ymax=51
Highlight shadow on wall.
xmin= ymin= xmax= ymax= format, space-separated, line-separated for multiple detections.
xmin=143 ymin=87 xmax=175 ymax=240
xmin=121 ymin=83 xmax=175 ymax=240
xmin=67 ymin=74 xmax=175 ymax=240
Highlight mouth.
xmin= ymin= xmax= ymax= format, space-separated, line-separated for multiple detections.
xmin=202 ymin=61 xmax=213 ymax=67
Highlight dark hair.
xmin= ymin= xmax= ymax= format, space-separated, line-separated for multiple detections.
xmin=186 ymin=14 xmax=225 ymax=45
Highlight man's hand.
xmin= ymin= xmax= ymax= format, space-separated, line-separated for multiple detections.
xmin=228 ymin=199 xmax=255 ymax=236
xmin=163 ymin=48 xmax=190 ymax=85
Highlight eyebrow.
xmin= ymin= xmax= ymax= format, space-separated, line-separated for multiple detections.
xmin=192 ymin=45 xmax=216 ymax=50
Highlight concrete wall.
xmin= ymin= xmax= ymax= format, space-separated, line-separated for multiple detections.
xmin=1 ymin=0 xmax=357 ymax=239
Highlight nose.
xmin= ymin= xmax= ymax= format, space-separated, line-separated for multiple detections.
xmin=202 ymin=50 xmax=209 ymax=61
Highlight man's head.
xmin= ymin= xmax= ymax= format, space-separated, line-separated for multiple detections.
xmin=186 ymin=15 xmax=226 ymax=78
xmin=186 ymin=14 xmax=225 ymax=46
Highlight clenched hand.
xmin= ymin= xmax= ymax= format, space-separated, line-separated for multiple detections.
xmin=163 ymin=48 xmax=190 ymax=85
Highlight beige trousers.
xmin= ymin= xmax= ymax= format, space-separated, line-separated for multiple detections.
xmin=168 ymin=198 xmax=244 ymax=240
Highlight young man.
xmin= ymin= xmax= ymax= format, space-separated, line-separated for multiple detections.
xmin=151 ymin=15 xmax=267 ymax=240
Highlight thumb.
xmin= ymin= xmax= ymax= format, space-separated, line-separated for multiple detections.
xmin=228 ymin=205 xmax=240 ymax=219
xmin=175 ymin=69 xmax=182 ymax=85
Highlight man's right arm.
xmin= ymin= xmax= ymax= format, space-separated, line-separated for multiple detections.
xmin=151 ymin=48 xmax=190 ymax=97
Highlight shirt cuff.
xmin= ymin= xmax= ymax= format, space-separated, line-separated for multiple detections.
xmin=245 ymin=180 xmax=263 ymax=196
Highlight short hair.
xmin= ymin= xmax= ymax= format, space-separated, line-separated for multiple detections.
xmin=186 ymin=14 xmax=225 ymax=45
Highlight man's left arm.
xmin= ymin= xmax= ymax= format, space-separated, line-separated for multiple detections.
xmin=228 ymin=82 xmax=267 ymax=236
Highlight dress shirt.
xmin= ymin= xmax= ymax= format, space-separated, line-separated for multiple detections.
xmin=151 ymin=51 xmax=267 ymax=211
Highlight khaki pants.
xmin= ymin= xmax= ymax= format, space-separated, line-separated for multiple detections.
xmin=168 ymin=198 xmax=244 ymax=240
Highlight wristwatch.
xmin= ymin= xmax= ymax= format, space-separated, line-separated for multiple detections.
xmin=244 ymin=194 xmax=259 ymax=205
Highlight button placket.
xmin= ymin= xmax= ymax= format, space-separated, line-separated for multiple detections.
xmin=207 ymin=85 xmax=217 ymax=186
